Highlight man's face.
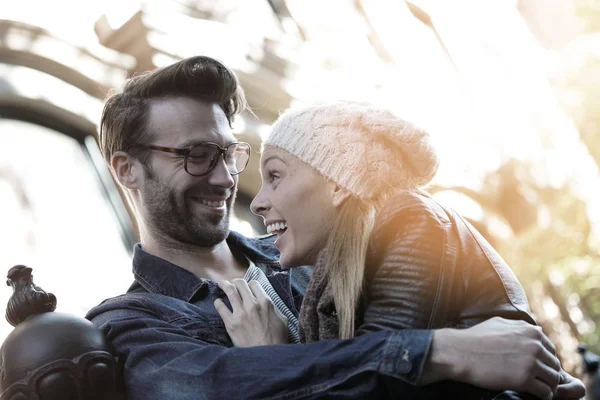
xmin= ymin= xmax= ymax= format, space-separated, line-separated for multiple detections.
xmin=138 ymin=97 xmax=238 ymax=248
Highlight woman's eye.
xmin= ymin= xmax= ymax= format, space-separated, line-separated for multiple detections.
xmin=267 ymin=171 xmax=279 ymax=182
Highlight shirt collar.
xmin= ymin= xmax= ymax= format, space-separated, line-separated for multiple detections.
xmin=131 ymin=231 xmax=280 ymax=302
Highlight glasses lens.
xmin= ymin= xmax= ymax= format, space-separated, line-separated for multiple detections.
xmin=226 ymin=143 xmax=250 ymax=175
xmin=186 ymin=144 xmax=219 ymax=176
xmin=185 ymin=143 xmax=251 ymax=176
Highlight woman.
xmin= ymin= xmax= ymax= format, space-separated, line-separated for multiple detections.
xmin=253 ymin=101 xmax=535 ymax=338
xmin=217 ymin=101 xmax=578 ymax=399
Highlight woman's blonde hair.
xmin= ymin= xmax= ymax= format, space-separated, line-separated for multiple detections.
xmin=325 ymin=188 xmax=429 ymax=339
xmin=324 ymin=194 xmax=377 ymax=339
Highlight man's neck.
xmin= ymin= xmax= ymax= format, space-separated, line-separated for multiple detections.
xmin=140 ymin=235 xmax=249 ymax=282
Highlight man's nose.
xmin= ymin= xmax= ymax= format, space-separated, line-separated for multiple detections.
xmin=207 ymin=157 xmax=235 ymax=188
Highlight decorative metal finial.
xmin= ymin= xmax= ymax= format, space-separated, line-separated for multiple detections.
xmin=6 ymin=265 xmax=57 ymax=327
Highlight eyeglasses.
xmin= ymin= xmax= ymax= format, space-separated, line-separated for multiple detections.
xmin=130 ymin=141 xmax=251 ymax=177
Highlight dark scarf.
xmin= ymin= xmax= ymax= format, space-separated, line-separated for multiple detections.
xmin=298 ymin=252 xmax=340 ymax=342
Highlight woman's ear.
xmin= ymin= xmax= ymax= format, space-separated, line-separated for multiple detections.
xmin=331 ymin=183 xmax=352 ymax=208
xmin=111 ymin=151 xmax=142 ymax=189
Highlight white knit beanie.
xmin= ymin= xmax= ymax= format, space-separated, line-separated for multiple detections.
xmin=263 ymin=101 xmax=439 ymax=200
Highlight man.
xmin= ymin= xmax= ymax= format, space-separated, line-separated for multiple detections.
xmin=86 ymin=55 xmax=584 ymax=399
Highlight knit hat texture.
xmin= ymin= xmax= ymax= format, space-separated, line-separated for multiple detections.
xmin=263 ymin=101 xmax=439 ymax=199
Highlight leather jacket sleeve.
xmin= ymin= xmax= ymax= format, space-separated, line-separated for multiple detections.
xmin=356 ymin=193 xmax=537 ymax=400
xmin=358 ymin=192 xmax=534 ymax=336
xmin=358 ymin=195 xmax=447 ymax=334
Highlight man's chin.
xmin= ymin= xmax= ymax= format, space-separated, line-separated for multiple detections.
xmin=183 ymin=203 xmax=232 ymax=245
xmin=189 ymin=225 xmax=229 ymax=247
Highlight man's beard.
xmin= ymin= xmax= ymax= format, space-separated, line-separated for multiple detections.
xmin=142 ymin=175 xmax=236 ymax=248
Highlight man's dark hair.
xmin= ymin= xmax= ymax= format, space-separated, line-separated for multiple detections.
xmin=99 ymin=56 xmax=247 ymax=165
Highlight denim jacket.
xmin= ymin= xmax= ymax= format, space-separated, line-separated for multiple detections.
xmin=86 ymin=232 xmax=433 ymax=400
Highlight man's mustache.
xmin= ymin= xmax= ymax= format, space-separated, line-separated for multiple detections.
xmin=186 ymin=186 xmax=233 ymax=199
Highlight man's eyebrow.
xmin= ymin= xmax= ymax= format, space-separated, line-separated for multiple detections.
xmin=176 ymin=140 xmax=199 ymax=148
xmin=177 ymin=139 xmax=235 ymax=148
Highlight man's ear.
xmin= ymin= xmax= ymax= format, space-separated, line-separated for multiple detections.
xmin=111 ymin=151 xmax=142 ymax=189
xmin=331 ymin=183 xmax=351 ymax=208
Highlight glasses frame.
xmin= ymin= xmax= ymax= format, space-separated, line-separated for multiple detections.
xmin=130 ymin=141 xmax=251 ymax=177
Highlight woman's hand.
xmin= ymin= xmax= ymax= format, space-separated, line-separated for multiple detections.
xmin=214 ymin=279 xmax=289 ymax=347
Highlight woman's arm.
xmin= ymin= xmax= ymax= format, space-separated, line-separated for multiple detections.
xmin=358 ymin=198 xmax=448 ymax=334
xmin=357 ymin=195 xmax=584 ymax=399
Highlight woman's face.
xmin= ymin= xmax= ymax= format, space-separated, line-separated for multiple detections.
xmin=250 ymin=146 xmax=339 ymax=268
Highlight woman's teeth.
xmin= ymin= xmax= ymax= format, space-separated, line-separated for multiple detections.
xmin=199 ymin=199 xmax=226 ymax=207
xmin=266 ymin=222 xmax=288 ymax=234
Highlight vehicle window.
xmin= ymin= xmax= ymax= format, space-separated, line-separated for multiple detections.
xmin=0 ymin=120 xmax=132 ymax=342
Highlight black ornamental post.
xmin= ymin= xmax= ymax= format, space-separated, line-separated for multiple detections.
xmin=0 ymin=265 xmax=124 ymax=400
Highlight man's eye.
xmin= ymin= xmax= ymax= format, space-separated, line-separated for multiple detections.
xmin=189 ymin=151 xmax=211 ymax=159
xmin=267 ymin=171 xmax=279 ymax=182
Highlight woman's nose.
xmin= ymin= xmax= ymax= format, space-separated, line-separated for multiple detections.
xmin=250 ymin=190 xmax=269 ymax=216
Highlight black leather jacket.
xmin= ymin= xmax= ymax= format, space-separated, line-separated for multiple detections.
xmin=360 ymin=191 xmax=534 ymax=334
xmin=300 ymin=191 xmax=536 ymax=399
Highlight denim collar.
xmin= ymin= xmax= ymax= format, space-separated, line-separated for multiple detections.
xmin=131 ymin=231 xmax=281 ymax=302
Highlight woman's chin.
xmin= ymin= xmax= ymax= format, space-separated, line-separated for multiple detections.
xmin=279 ymin=253 xmax=301 ymax=269
xmin=278 ymin=256 xmax=294 ymax=269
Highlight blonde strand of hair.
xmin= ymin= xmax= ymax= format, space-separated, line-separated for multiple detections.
xmin=324 ymin=196 xmax=376 ymax=339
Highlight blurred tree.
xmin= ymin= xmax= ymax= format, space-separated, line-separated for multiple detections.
xmin=432 ymin=0 xmax=600 ymax=373
xmin=576 ymin=0 xmax=600 ymax=32
xmin=432 ymin=158 xmax=598 ymax=373
xmin=552 ymin=0 xmax=600 ymax=356
xmin=559 ymin=52 xmax=600 ymax=171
